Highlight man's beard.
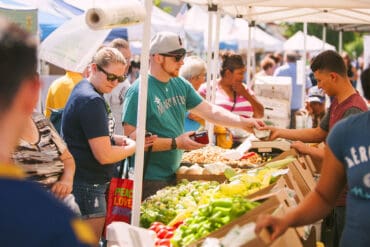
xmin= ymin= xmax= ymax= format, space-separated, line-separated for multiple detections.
xmin=160 ymin=62 xmax=178 ymax=78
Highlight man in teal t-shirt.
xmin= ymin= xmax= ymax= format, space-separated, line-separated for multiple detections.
xmin=122 ymin=31 xmax=264 ymax=199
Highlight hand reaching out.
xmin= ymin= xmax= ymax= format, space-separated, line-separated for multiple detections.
xmin=254 ymin=213 xmax=289 ymax=243
xmin=175 ymin=131 xmax=207 ymax=151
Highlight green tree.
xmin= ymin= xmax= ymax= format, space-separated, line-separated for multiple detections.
xmin=281 ymin=23 xmax=363 ymax=57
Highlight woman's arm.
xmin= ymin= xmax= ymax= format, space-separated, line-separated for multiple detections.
xmin=51 ymin=149 xmax=75 ymax=199
xmin=236 ymin=84 xmax=264 ymax=118
xmin=88 ymin=136 xmax=136 ymax=165
xmin=191 ymin=100 xmax=264 ymax=133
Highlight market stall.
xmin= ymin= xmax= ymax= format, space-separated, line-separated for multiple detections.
xmin=106 ymin=137 xmax=320 ymax=247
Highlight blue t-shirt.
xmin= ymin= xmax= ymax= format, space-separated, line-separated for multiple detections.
xmin=62 ymin=79 xmax=116 ymax=184
xmin=0 ymin=165 xmax=95 ymax=246
xmin=274 ymin=62 xmax=312 ymax=110
xmin=184 ymin=112 xmax=201 ymax=132
xmin=122 ymin=75 xmax=203 ymax=181
xmin=327 ymin=111 xmax=370 ymax=247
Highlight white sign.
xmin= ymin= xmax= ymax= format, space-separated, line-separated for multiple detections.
xmin=364 ymin=35 xmax=370 ymax=70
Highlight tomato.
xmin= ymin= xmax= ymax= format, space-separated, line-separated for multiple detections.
xmin=157 ymin=228 xmax=168 ymax=239
xmin=164 ymin=226 xmax=175 ymax=232
xmin=164 ymin=231 xmax=174 ymax=239
xmin=172 ymin=220 xmax=184 ymax=229
xmin=241 ymin=151 xmax=257 ymax=160
xmin=149 ymin=222 xmax=165 ymax=233
xmin=157 ymin=238 xmax=171 ymax=246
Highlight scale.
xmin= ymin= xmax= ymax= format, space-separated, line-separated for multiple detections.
xmin=250 ymin=139 xmax=291 ymax=153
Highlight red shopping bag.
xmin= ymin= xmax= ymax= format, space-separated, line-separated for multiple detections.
xmin=104 ymin=161 xmax=133 ymax=236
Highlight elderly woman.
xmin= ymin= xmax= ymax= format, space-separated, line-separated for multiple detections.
xmin=179 ymin=55 xmax=207 ymax=131
xmin=61 ymin=47 xmax=136 ymax=242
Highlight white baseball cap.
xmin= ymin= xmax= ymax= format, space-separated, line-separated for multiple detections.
xmin=149 ymin=31 xmax=186 ymax=55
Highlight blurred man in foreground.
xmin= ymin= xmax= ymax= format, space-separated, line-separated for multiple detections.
xmin=0 ymin=18 xmax=95 ymax=246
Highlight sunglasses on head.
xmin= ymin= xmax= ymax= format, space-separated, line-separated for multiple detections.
xmin=159 ymin=53 xmax=185 ymax=62
xmin=97 ymin=64 xmax=126 ymax=83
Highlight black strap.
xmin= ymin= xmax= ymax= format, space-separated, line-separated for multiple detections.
xmin=230 ymin=91 xmax=237 ymax=112
xmin=118 ymin=159 xmax=128 ymax=179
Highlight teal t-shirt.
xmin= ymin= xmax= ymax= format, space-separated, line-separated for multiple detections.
xmin=122 ymin=75 xmax=203 ymax=180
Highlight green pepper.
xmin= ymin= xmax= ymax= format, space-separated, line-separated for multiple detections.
xmin=182 ymin=234 xmax=196 ymax=246
xmin=211 ymin=198 xmax=233 ymax=208
xmin=212 ymin=206 xmax=231 ymax=216
xmin=219 ymin=215 xmax=231 ymax=225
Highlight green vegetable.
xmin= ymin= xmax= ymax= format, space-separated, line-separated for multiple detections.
xmin=224 ymin=167 xmax=237 ymax=180
xmin=264 ymin=156 xmax=296 ymax=169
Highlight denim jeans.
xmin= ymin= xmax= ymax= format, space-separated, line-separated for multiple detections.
xmin=73 ymin=180 xmax=109 ymax=218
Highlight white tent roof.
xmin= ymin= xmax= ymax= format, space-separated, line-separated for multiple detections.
xmin=283 ymin=30 xmax=336 ymax=51
xmin=180 ymin=0 xmax=370 ymax=24
xmin=182 ymin=5 xmax=283 ymax=51
xmin=222 ymin=17 xmax=283 ymax=51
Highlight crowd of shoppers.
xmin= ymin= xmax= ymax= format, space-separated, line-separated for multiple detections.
xmin=3 ymin=11 xmax=370 ymax=246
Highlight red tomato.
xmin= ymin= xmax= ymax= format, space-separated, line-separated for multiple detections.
xmin=164 ymin=226 xmax=175 ymax=232
xmin=157 ymin=229 xmax=168 ymax=239
xmin=157 ymin=238 xmax=171 ymax=246
xmin=172 ymin=220 xmax=184 ymax=229
xmin=164 ymin=231 xmax=174 ymax=239
xmin=150 ymin=222 xmax=165 ymax=233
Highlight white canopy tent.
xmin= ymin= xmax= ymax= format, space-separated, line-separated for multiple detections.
xmin=180 ymin=0 xmax=370 ymax=24
xmin=181 ymin=5 xmax=284 ymax=52
xmin=283 ymin=30 xmax=336 ymax=52
xmin=179 ymin=0 xmax=370 ymax=95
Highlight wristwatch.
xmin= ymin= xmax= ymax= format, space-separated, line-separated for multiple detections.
xmin=171 ymin=138 xmax=177 ymax=150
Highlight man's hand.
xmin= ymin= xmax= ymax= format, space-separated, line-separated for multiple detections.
xmin=291 ymin=141 xmax=310 ymax=155
xmin=244 ymin=118 xmax=265 ymax=132
xmin=175 ymin=131 xmax=207 ymax=151
xmin=254 ymin=214 xmax=289 ymax=243
xmin=259 ymin=126 xmax=280 ymax=140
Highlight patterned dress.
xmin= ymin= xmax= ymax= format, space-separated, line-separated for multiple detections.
xmin=12 ymin=112 xmax=66 ymax=187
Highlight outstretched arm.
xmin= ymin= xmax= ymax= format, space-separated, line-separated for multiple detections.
xmin=190 ymin=100 xmax=265 ymax=133
xmin=255 ymin=145 xmax=346 ymax=242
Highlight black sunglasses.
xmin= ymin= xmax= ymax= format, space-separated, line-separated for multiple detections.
xmin=159 ymin=53 xmax=185 ymax=62
xmin=97 ymin=64 xmax=126 ymax=83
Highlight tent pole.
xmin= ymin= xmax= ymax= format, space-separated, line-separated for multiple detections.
xmin=247 ymin=20 xmax=254 ymax=87
xmin=205 ymin=4 xmax=216 ymax=144
xmin=339 ymin=30 xmax=343 ymax=54
xmin=131 ymin=0 xmax=152 ymax=227
xmin=302 ymin=22 xmax=308 ymax=110
xmin=322 ymin=23 xmax=327 ymax=51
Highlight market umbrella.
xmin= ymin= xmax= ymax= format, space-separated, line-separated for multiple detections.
xmin=39 ymin=14 xmax=111 ymax=73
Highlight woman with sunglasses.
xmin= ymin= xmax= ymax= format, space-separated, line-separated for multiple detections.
xmin=61 ymin=47 xmax=136 ymax=244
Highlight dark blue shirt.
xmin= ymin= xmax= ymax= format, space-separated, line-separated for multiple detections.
xmin=0 ymin=165 xmax=95 ymax=246
xmin=62 ymin=79 xmax=115 ymax=184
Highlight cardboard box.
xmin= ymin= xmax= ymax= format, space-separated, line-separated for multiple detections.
xmin=258 ymin=96 xmax=291 ymax=118
xmin=291 ymin=160 xmax=316 ymax=191
xmin=254 ymin=76 xmax=292 ymax=101
xmin=303 ymin=155 xmax=317 ymax=174
xmin=190 ymin=194 xmax=314 ymax=247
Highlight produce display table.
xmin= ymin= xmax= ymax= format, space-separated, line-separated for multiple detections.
xmin=117 ymin=142 xmax=321 ymax=247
